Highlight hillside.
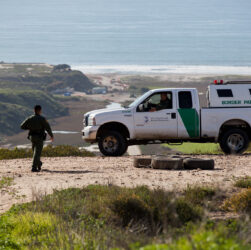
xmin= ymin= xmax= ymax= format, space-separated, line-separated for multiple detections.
xmin=0 ymin=63 xmax=94 ymax=92
xmin=0 ymin=89 xmax=67 ymax=135
xmin=0 ymin=63 xmax=95 ymax=137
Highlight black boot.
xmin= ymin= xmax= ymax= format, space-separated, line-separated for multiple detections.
xmin=31 ymin=167 xmax=38 ymax=172
xmin=38 ymin=161 xmax=43 ymax=171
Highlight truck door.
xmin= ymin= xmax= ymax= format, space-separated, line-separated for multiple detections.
xmin=133 ymin=91 xmax=178 ymax=139
xmin=177 ymin=91 xmax=200 ymax=138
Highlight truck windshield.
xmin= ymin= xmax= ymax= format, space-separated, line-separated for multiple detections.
xmin=128 ymin=92 xmax=151 ymax=108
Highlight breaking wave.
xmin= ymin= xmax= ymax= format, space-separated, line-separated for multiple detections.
xmin=72 ymin=65 xmax=251 ymax=75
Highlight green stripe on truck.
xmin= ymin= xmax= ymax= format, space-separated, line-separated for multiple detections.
xmin=178 ymin=109 xmax=200 ymax=138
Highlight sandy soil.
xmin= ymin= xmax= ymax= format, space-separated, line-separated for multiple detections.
xmin=1 ymin=155 xmax=250 ymax=214
xmin=73 ymin=91 xmax=134 ymax=104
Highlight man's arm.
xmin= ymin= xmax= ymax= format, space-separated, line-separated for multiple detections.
xmin=42 ymin=118 xmax=54 ymax=139
xmin=20 ymin=118 xmax=30 ymax=130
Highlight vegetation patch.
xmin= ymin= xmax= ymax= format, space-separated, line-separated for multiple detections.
xmin=141 ymin=225 xmax=250 ymax=250
xmin=0 ymin=145 xmax=94 ymax=160
xmin=222 ymin=188 xmax=251 ymax=215
xmin=0 ymin=185 xmax=250 ymax=249
xmin=163 ymin=142 xmax=222 ymax=154
xmin=0 ymin=89 xmax=67 ymax=135
xmin=0 ymin=176 xmax=14 ymax=189
xmin=234 ymin=176 xmax=251 ymax=189
xmin=183 ymin=185 xmax=216 ymax=206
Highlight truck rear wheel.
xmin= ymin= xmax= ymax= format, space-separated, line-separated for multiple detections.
xmin=98 ymin=131 xmax=128 ymax=156
xmin=219 ymin=129 xmax=249 ymax=154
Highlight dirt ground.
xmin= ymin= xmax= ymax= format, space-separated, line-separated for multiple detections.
xmin=1 ymin=155 xmax=250 ymax=214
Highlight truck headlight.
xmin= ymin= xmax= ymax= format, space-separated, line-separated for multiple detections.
xmin=88 ymin=117 xmax=96 ymax=126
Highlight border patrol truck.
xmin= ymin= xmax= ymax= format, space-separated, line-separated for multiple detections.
xmin=82 ymin=81 xmax=251 ymax=156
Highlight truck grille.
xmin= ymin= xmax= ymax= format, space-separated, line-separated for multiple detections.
xmin=84 ymin=115 xmax=89 ymax=127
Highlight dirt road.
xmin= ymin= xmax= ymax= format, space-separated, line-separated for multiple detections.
xmin=1 ymin=155 xmax=250 ymax=214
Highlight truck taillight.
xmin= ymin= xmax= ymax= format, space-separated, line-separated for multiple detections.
xmin=220 ymin=80 xmax=224 ymax=84
xmin=214 ymin=80 xmax=218 ymax=84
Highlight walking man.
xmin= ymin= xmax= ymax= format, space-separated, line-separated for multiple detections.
xmin=21 ymin=105 xmax=54 ymax=172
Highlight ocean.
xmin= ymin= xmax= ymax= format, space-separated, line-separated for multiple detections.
xmin=1 ymin=0 xmax=251 ymax=74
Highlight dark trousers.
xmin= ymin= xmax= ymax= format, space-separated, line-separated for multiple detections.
xmin=31 ymin=136 xmax=44 ymax=169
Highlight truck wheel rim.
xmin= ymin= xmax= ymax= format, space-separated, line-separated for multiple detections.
xmin=103 ymin=136 xmax=118 ymax=153
xmin=227 ymin=134 xmax=244 ymax=151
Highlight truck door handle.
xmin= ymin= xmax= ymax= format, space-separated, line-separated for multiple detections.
xmin=171 ymin=113 xmax=176 ymax=119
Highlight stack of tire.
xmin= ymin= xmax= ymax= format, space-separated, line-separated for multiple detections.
xmin=133 ymin=156 xmax=214 ymax=170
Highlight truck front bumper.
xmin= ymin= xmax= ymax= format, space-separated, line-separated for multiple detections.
xmin=82 ymin=126 xmax=99 ymax=143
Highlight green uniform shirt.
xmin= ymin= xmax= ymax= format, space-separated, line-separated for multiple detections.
xmin=156 ymin=99 xmax=172 ymax=111
xmin=20 ymin=114 xmax=53 ymax=138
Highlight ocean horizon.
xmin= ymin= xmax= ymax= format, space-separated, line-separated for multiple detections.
xmin=1 ymin=0 xmax=251 ymax=68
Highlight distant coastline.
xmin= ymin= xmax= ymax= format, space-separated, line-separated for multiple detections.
xmin=72 ymin=65 xmax=251 ymax=75
xmin=1 ymin=62 xmax=251 ymax=75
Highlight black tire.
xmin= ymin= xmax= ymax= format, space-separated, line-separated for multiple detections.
xmin=133 ymin=157 xmax=152 ymax=168
xmin=183 ymin=158 xmax=214 ymax=170
xmin=98 ymin=131 xmax=128 ymax=156
xmin=219 ymin=129 xmax=249 ymax=154
xmin=152 ymin=157 xmax=183 ymax=170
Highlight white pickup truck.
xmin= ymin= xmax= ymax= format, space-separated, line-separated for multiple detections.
xmin=83 ymin=81 xmax=251 ymax=156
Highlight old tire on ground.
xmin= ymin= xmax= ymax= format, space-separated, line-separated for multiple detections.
xmin=219 ymin=129 xmax=249 ymax=154
xmin=170 ymin=155 xmax=182 ymax=159
xmin=152 ymin=157 xmax=183 ymax=170
xmin=133 ymin=157 xmax=152 ymax=168
xmin=98 ymin=131 xmax=128 ymax=156
xmin=183 ymin=158 xmax=214 ymax=170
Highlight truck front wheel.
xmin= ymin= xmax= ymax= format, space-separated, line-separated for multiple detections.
xmin=219 ymin=129 xmax=249 ymax=154
xmin=98 ymin=131 xmax=128 ymax=156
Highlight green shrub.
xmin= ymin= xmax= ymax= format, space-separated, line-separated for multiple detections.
xmin=183 ymin=185 xmax=216 ymax=205
xmin=141 ymin=227 xmax=251 ymax=250
xmin=222 ymin=188 xmax=251 ymax=215
xmin=0 ymin=211 xmax=83 ymax=249
xmin=1 ymin=185 xmax=250 ymax=249
xmin=111 ymin=194 xmax=151 ymax=226
xmin=0 ymin=145 xmax=94 ymax=160
xmin=42 ymin=144 xmax=94 ymax=157
xmin=0 ymin=147 xmax=32 ymax=160
xmin=235 ymin=176 xmax=251 ymax=189
xmin=11 ymin=212 xmax=57 ymax=239
xmin=175 ymin=199 xmax=202 ymax=223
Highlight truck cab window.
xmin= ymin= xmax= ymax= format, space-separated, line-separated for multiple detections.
xmin=179 ymin=91 xmax=192 ymax=108
xmin=138 ymin=92 xmax=172 ymax=112
xmin=217 ymin=89 xmax=233 ymax=97
xmin=249 ymin=89 xmax=251 ymax=95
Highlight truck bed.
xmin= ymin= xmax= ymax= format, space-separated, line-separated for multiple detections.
xmin=201 ymin=107 xmax=251 ymax=139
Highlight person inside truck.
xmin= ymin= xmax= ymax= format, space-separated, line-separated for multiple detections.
xmin=150 ymin=92 xmax=172 ymax=111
